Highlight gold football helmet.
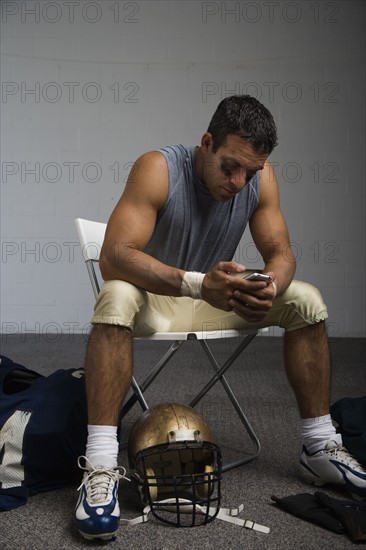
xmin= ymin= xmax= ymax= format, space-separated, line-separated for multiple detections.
xmin=128 ymin=403 xmax=222 ymax=527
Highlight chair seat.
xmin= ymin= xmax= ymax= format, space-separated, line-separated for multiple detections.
xmin=136 ymin=328 xmax=267 ymax=341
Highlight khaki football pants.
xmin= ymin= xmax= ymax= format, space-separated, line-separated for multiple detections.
xmin=92 ymin=279 xmax=328 ymax=335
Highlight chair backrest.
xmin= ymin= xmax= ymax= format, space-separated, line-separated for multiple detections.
xmin=75 ymin=218 xmax=107 ymax=262
xmin=75 ymin=218 xmax=107 ymax=298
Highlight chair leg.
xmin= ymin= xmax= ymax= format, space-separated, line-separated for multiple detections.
xmin=130 ymin=376 xmax=149 ymax=412
xmin=120 ymin=340 xmax=184 ymax=418
xmin=188 ymin=336 xmax=261 ymax=472
xmin=190 ymin=334 xmax=257 ymax=402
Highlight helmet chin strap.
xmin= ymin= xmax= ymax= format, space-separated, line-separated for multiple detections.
xmin=120 ymin=498 xmax=270 ymax=534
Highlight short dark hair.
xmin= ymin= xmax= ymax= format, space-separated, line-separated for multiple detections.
xmin=207 ymin=95 xmax=278 ymax=154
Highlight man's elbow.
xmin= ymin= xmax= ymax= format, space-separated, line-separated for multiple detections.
xmin=99 ymin=251 xmax=113 ymax=281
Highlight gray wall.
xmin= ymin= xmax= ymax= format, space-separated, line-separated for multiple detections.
xmin=1 ymin=0 xmax=365 ymax=338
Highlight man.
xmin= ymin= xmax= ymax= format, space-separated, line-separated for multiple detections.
xmin=73 ymin=95 xmax=366 ymax=540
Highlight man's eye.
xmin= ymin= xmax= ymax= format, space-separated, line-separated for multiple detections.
xmin=221 ymin=166 xmax=232 ymax=176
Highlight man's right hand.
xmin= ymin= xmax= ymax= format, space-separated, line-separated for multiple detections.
xmin=201 ymin=261 xmax=247 ymax=311
xmin=201 ymin=261 xmax=275 ymax=322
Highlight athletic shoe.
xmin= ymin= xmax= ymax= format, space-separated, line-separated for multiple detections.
xmin=300 ymin=439 xmax=366 ymax=499
xmin=73 ymin=456 xmax=128 ymax=540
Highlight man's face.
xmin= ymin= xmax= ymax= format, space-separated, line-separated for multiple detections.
xmin=200 ymin=133 xmax=268 ymax=201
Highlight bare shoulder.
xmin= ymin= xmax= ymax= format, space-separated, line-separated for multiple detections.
xmin=132 ymin=150 xmax=168 ymax=173
xmin=124 ymin=150 xmax=169 ymax=210
xmin=260 ymin=159 xmax=278 ymax=186
xmin=258 ymin=159 xmax=280 ymax=206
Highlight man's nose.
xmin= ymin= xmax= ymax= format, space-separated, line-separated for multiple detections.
xmin=229 ymin=170 xmax=246 ymax=189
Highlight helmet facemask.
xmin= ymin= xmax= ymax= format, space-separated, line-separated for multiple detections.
xmin=129 ymin=407 xmax=222 ymax=527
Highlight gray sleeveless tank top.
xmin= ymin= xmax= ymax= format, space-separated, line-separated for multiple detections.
xmin=143 ymin=144 xmax=260 ymax=272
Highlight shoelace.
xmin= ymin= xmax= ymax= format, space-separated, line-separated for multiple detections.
xmin=328 ymin=446 xmax=366 ymax=473
xmin=77 ymin=456 xmax=130 ymax=504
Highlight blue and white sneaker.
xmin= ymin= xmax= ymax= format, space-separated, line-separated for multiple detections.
xmin=300 ymin=439 xmax=366 ymax=499
xmin=73 ymin=456 xmax=128 ymax=540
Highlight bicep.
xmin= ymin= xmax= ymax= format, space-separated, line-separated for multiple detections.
xmin=105 ymin=193 xmax=157 ymax=252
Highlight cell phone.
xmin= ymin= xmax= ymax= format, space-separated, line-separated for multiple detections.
xmin=245 ymin=272 xmax=273 ymax=282
xmin=229 ymin=271 xmax=273 ymax=282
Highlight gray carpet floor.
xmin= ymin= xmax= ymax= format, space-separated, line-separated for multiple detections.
xmin=1 ymin=334 xmax=365 ymax=549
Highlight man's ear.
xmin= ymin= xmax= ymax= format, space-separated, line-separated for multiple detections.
xmin=201 ymin=132 xmax=213 ymax=152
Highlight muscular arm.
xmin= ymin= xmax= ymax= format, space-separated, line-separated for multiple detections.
xmin=250 ymin=160 xmax=296 ymax=295
xmin=99 ymin=151 xmax=185 ymax=296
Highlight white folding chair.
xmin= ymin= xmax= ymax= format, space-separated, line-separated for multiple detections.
xmin=75 ymin=218 xmax=265 ymax=472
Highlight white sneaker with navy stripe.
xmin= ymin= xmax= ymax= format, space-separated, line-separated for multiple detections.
xmin=73 ymin=456 xmax=128 ymax=540
xmin=300 ymin=439 xmax=366 ymax=499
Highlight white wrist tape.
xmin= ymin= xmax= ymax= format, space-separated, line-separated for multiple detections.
xmin=181 ymin=272 xmax=205 ymax=299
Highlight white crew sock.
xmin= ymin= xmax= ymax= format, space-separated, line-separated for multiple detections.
xmin=85 ymin=425 xmax=119 ymax=469
xmin=301 ymin=414 xmax=342 ymax=454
